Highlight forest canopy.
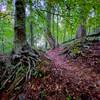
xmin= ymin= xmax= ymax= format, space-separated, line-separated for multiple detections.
xmin=0 ymin=0 xmax=100 ymax=53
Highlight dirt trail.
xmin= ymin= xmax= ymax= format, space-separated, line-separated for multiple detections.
xmin=45 ymin=45 xmax=100 ymax=98
xmin=1 ymin=41 xmax=100 ymax=100
xmin=46 ymin=47 xmax=87 ymax=76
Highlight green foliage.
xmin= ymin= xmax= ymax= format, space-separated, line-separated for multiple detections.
xmin=68 ymin=40 xmax=83 ymax=58
xmin=0 ymin=0 xmax=14 ymax=53
xmin=66 ymin=95 xmax=72 ymax=100
xmin=32 ymin=69 xmax=45 ymax=78
xmin=39 ymin=90 xmax=47 ymax=99
xmin=0 ymin=0 xmax=99 ymax=53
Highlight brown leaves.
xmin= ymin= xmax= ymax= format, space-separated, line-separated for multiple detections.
xmin=1 ymin=41 xmax=100 ymax=99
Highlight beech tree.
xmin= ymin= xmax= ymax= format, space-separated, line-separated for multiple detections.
xmin=14 ymin=0 xmax=27 ymax=52
xmin=45 ymin=1 xmax=57 ymax=49
xmin=76 ymin=24 xmax=86 ymax=39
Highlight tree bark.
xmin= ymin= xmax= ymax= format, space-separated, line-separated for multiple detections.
xmin=45 ymin=1 xmax=57 ymax=49
xmin=14 ymin=0 xmax=27 ymax=52
xmin=76 ymin=24 xmax=86 ymax=39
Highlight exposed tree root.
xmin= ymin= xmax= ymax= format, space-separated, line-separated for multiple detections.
xmin=0 ymin=46 xmax=42 ymax=98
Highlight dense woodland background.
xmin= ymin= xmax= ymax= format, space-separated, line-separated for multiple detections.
xmin=0 ymin=0 xmax=99 ymax=53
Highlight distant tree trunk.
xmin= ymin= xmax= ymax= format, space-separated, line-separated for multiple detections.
xmin=52 ymin=6 xmax=55 ymax=35
xmin=56 ymin=6 xmax=59 ymax=43
xmin=76 ymin=24 xmax=86 ymax=39
xmin=29 ymin=0 xmax=34 ymax=47
xmin=14 ymin=0 xmax=27 ymax=52
xmin=76 ymin=1 xmax=86 ymax=39
xmin=45 ymin=1 xmax=57 ymax=49
xmin=63 ymin=21 xmax=67 ymax=42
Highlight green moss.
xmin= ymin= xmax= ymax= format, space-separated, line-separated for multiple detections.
xmin=69 ymin=41 xmax=82 ymax=58
xmin=32 ymin=69 xmax=45 ymax=78
xmin=66 ymin=95 xmax=72 ymax=100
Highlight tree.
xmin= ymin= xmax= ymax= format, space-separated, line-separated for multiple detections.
xmin=14 ymin=0 xmax=27 ymax=52
xmin=76 ymin=1 xmax=87 ymax=39
xmin=76 ymin=24 xmax=86 ymax=39
xmin=45 ymin=1 xmax=57 ymax=49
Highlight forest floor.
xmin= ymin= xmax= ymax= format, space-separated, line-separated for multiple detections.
xmin=0 ymin=40 xmax=100 ymax=100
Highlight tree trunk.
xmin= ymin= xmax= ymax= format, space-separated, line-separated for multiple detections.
xmin=76 ymin=24 xmax=86 ymax=39
xmin=46 ymin=1 xmax=57 ymax=49
xmin=56 ymin=7 xmax=59 ymax=43
xmin=14 ymin=0 xmax=27 ymax=52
